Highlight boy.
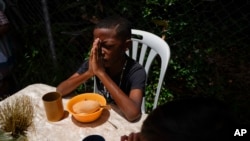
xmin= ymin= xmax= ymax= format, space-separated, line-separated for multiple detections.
xmin=57 ymin=16 xmax=146 ymax=121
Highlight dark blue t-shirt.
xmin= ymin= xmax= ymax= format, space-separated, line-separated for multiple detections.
xmin=77 ymin=56 xmax=146 ymax=103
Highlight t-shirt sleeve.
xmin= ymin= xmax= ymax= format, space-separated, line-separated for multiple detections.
xmin=129 ymin=66 xmax=146 ymax=92
xmin=76 ymin=60 xmax=89 ymax=74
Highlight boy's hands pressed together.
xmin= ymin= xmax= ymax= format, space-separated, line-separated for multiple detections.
xmin=90 ymin=38 xmax=105 ymax=76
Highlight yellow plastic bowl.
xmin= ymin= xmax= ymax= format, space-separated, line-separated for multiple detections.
xmin=67 ymin=93 xmax=106 ymax=123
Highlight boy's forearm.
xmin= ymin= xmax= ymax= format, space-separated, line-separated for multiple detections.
xmin=57 ymin=72 xmax=93 ymax=96
xmin=97 ymin=72 xmax=141 ymax=121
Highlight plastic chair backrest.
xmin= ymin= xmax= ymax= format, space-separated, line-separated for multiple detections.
xmin=127 ymin=29 xmax=171 ymax=113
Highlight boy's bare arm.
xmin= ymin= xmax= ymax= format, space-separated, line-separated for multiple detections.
xmin=97 ymin=72 xmax=142 ymax=121
xmin=56 ymin=71 xmax=93 ymax=96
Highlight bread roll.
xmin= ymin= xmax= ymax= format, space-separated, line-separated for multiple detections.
xmin=73 ymin=100 xmax=100 ymax=114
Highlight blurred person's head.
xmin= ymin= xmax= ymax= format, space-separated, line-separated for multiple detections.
xmin=140 ymin=97 xmax=235 ymax=141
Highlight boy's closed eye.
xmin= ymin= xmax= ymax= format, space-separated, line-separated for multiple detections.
xmin=101 ymin=44 xmax=113 ymax=50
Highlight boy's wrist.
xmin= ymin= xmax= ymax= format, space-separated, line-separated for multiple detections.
xmin=83 ymin=70 xmax=94 ymax=78
xmin=95 ymin=71 xmax=106 ymax=79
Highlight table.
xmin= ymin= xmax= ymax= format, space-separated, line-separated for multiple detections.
xmin=0 ymin=83 xmax=148 ymax=141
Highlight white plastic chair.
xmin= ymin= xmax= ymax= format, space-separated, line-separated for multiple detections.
xmin=128 ymin=29 xmax=171 ymax=113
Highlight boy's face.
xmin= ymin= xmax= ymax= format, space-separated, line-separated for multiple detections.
xmin=93 ymin=28 xmax=128 ymax=68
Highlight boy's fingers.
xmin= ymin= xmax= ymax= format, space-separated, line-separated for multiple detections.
xmin=91 ymin=38 xmax=98 ymax=56
xmin=98 ymin=40 xmax=102 ymax=57
xmin=120 ymin=135 xmax=128 ymax=141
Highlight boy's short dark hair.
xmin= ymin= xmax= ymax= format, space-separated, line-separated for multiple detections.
xmin=94 ymin=16 xmax=132 ymax=41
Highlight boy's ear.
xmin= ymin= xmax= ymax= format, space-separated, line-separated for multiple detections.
xmin=123 ymin=39 xmax=132 ymax=51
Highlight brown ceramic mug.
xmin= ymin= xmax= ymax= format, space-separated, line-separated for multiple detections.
xmin=42 ymin=92 xmax=64 ymax=122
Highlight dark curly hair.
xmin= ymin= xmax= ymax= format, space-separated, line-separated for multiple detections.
xmin=94 ymin=16 xmax=132 ymax=41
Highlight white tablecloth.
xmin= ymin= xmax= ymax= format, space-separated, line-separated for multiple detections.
xmin=0 ymin=83 xmax=148 ymax=141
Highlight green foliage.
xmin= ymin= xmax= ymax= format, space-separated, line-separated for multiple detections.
xmin=145 ymin=61 xmax=174 ymax=112
xmin=0 ymin=129 xmax=28 ymax=141
xmin=0 ymin=130 xmax=14 ymax=141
